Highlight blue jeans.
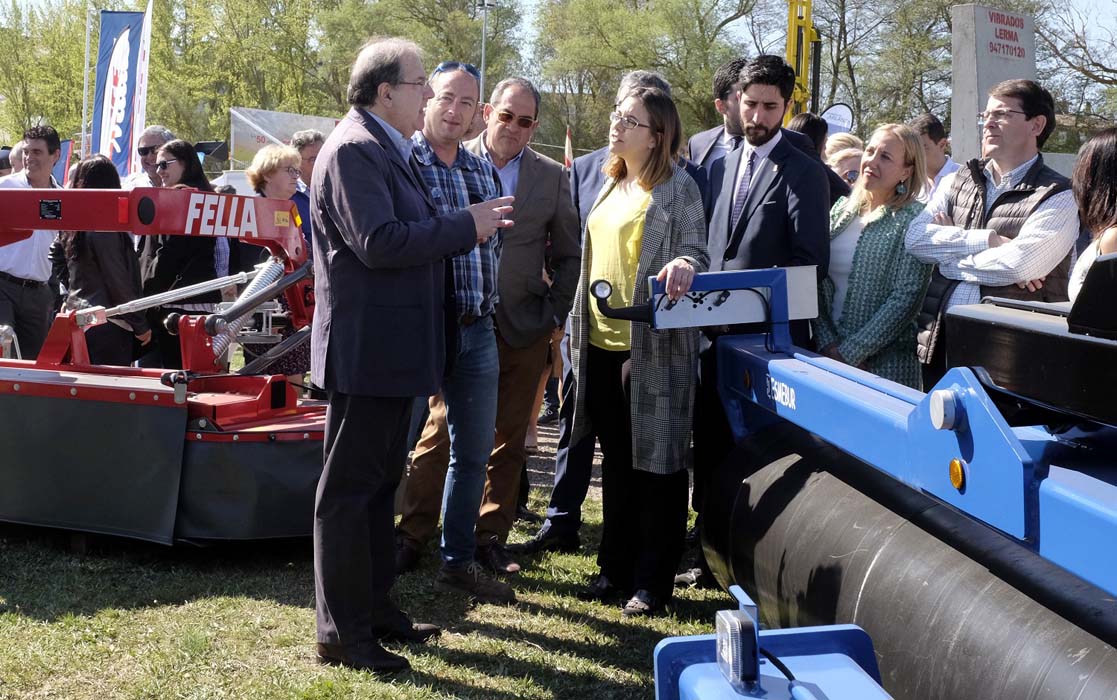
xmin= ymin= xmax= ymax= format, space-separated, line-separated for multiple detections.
xmin=438 ymin=317 xmax=500 ymax=567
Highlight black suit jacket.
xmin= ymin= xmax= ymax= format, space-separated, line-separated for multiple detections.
xmin=570 ymin=146 xmax=707 ymax=230
xmin=706 ymin=132 xmax=830 ymax=277
xmin=310 ymin=108 xmax=477 ymax=397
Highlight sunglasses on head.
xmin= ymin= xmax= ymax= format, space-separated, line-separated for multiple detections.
xmin=433 ymin=61 xmax=481 ymax=80
xmin=137 ymin=146 xmax=158 ymax=157
xmin=495 ymin=110 xmax=536 ymax=129
xmin=155 ymin=159 xmax=178 ymax=171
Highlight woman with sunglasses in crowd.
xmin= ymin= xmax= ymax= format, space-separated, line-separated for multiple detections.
xmin=813 ymin=123 xmax=931 ymax=389
xmin=138 ymin=139 xmax=219 ymax=368
xmin=52 ymin=156 xmax=151 ymax=365
xmin=569 ymin=86 xmax=708 ymax=617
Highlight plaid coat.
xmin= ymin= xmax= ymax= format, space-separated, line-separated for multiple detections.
xmin=570 ymin=166 xmax=709 ymax=475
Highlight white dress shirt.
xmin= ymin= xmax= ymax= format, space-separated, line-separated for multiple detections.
xmin=0 ymin=171 xmax=59 ymax=282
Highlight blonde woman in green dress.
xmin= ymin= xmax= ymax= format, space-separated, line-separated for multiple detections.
xmin=813 ymin=124 xmax=932 ymax=389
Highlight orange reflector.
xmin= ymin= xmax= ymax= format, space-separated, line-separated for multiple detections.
xmin=117 ymin=196 xmax=129 ymax=224
xmin=949 ymin=458 xmax=966 ymax=490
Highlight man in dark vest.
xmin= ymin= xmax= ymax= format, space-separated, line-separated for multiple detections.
xmin=905 ymin=79 xmax=1079 ymax=388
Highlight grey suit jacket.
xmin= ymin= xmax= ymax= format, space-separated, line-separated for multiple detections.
xmin=465 ymin=136 xmax=581 ymax=348
xmin=310 ymin=108 xmax=476 ymax=396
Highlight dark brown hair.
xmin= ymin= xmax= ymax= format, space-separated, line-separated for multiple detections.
xmin=604 ymin=86 xmax=682 ymax=191
xmin=63 ymin=155 xmax=122 ymax=260
xmin=988 ymin=79 xmax=1057 ymax=149
xmin=1073 ymin=127 xmax=1117 ymax=237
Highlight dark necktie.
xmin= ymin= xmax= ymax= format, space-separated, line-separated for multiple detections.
xmin=730 ymin=150 xmax=756 ymax=231
xmin=729 ymin=135 xmax=743 ymax=151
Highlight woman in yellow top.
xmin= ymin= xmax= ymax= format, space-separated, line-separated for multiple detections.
xmin=568 ymin=86 xmax=709 ymax=616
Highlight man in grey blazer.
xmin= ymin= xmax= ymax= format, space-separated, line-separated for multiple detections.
xmin=692 ymin=55 xmax=830 ymax=580
xmin=310 ymin=38 xmax=513 ymax=673
xmin=464 ymin=77 xmax=581 ymax=572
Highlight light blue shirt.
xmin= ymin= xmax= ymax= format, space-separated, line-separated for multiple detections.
xmin=479 ymin=136 xmax=524 ymax=196
xmin=365 ymin=110 xmax=414 ymax=162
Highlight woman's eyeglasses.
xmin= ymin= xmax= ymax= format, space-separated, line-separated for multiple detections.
xmin=843 ymin=169 xmax=858 ymax=184
xmin=495 ymin=111 xmax=536 ymax=129
xmin=155 ymin=159 xmax=178 ymax=171
xmin=282 ymin=166 xmax=300 ymax=178
xmin=609 ymin=112 xmax=653 ymax=131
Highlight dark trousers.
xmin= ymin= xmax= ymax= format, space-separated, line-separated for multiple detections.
xmin=84 ymin=323 xmax=133 ymax=366
xmin=147 ymin=307 xmax=186 ymax=369
xmin=0 ymin=276 xmax=53 ymax=360
xmin=314 ymin=391 xmax=412 ymax=646
xmin=586 ymin=345 xmax=688 ymax=600
xmin=542 ymin=334 xmax=597 ymax=537
xmin=692 ymin=339 xmax=735 ymax=513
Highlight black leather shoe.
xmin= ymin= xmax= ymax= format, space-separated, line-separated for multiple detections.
xmin=507 ymin=527 xmax=580 ymax=555
xmin=376 ymin=622 xmax=441 ymax=644
xmin=396 ymin=536 xmax=423 ymax=574
xmin=577 ymin=573 xmax=625 ymax=602
xmin=316 ymin=641 xmax=410 ymax=673
xmin=372 ymin=608 xmax=441 ymax=644
xmin=622 ymin=589 xmax=668 ymax=617
xmin=515 ymin=505 xmax=544 ymax=524
xmin=477 ymin=535 xmax=521 ymax=575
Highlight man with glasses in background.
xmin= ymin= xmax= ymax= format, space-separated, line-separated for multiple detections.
xmin=459 ymin=76 xmax=581 ymax=577
xmin=123 ymin=125 xmax=175 ymax=189
xmin=395 ymin=60 xmax=515 ymax=605
xmin=905 ymin=79 xmax=1078 ymax=388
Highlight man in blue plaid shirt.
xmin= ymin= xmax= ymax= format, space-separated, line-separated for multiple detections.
xmin=396 ymin=60 xmax=515 ymax=605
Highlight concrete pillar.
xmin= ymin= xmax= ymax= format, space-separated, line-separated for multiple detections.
xmin=950 ymin=4 xmax=1036 ymax=164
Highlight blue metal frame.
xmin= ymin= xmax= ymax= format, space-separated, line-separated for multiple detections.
xmin=666 ymin=269 xmax=1117 ymax=595
xmin=654 ymin=587 xmax=886 ymax=700
xmin=647 ymin=269 xmax=793 ymax=351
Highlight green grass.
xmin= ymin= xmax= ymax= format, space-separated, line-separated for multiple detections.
xmin=0 ymin=493 xmax=727 ymax=700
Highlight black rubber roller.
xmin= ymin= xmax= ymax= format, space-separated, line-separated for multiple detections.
xmin=702 ymin=422 xmax=1117 ymax=699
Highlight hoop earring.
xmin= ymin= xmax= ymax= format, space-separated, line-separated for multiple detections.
xmin=895 ymin=181 xmax=907 ymax=195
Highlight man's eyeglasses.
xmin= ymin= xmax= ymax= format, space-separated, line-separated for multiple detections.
xmin=154 ymin=159 xmax=177 ymax=171
xmin=433 ymin=61 xmax=481 ymax=80
xmin=396 ymin=78 xmax=429 ymax=89
xmin=137 ymin=145 xmax=158 ymax=157
xmin=495 ymin=110 xmax=537 ymax=129
xmin=609 ymin=112 xmax=653 ymax=131
xmin=979 ymin=108 xmax=1028 ymax=124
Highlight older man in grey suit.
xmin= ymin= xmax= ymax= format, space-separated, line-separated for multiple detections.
xmin=310 ymin=37 xmax=513 ymax=673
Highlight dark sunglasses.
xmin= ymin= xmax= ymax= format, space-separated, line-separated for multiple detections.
xmin=495 ymin=110 xmax=536 ymax=129
xmin=433 ymin=61 xmax=481 ymax=80
xmin=155 ymin=159 xmax=178 ymax=171
xmin=137 ymin=146 xmax=158 ymax=157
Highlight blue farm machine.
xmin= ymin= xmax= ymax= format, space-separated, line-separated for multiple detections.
xmin=593 ymin=261 xmax=1117 ymax=699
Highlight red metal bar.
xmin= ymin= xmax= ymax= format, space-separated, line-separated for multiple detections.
xmin=0 ymin=187 xmax=314 ymax=372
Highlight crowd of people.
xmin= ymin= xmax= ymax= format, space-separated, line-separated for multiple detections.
xmin=2 ymin=34 xmax=1116 ymax=676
